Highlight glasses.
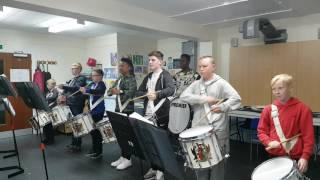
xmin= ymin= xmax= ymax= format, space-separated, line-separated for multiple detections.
xmin=91 ymin=74 xmax=101 ymax=77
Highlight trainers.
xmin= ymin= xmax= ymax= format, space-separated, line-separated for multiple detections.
xmin=111 ymin=156 xmax=124 ymax=167
xmin=144 ymin=168 xmax=156 ymax=179
xmin=156 ymin=170 xmax=164 ymax=180
xmin=90 ymin=153 xmax=102 ymax=159
xmin=85 ymin=150 xmax=96 ymax=157
xmin=116 ymin=158 xmax=132 ymax=170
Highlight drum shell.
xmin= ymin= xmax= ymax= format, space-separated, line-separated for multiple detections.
xmin=168 ymin=98 xmax=191 ymax=134
xmin=96 ymin=119 xmax=116 ymax=143
xmin=179 ymin=126 xmax=223 ymax=169
xmin=69 ymin=113 xmax=95 ymax=137
xmin=51 ymin=105 xmax=73 ymax=127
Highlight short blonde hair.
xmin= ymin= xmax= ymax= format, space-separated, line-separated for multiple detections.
xmin=71 ymin=63 xmax=82 ymax=71
xmin=199 ymin=56 xmax=216 ymax=64
xmin=271 ymin=74 xmax=293 ymax=88
xmin=46 ymin=79 xmax=56 ymax=86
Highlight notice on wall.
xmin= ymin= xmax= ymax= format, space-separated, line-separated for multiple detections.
xmin=10 ymin=69 xmax=30 ymax=82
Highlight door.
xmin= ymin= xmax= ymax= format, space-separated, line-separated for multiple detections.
xmin=0 ymin=53 xmax=32 ymax=131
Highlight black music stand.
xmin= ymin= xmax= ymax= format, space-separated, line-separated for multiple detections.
xmin=15 ymin=82 xmax=50 ymax=180
xmin=106 ymin=111 xmax=146 ymax=179
xmin=129 ymin=116 xmax=184 ymax=180
xmin=106 ymin=111 xmax=145 ymax=160
xmin=0 ymin=75 xmax=24 ymax=178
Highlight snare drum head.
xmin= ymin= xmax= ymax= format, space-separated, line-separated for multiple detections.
xmin=179 ymin=126 xmax=213 ymax=139
xmin=169 ymin=98 xmax=191 ymax=134
xmin=251 ymin=157 xmax=293 ymax=180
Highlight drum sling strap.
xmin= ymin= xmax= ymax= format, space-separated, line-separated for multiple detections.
xmin=199 ymin=82 xmax=222 ymax=124
xmin=271 ymin=104 xmax=298 ymax=154
xmin=89 ymin=83 xmax=105 ymax=111
xmin=116 ymin=79 xmax=130 ymax=113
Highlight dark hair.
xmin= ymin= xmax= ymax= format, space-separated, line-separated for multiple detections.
xmin=92 ymin=69 xmax=104 ymax=76
xmin=181 ymin=54 xmax=191 ymax=62
xmin=120 ymin=57 xmax=134 ymax=76
xmin=148 ymin=50 xmax=163 ymax=60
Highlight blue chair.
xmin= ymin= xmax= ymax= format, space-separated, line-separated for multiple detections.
xmin=240 ymin=118 xmax=260 ymax=161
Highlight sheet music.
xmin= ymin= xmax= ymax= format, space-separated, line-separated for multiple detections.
xmin=129 ymin=112 xmax=154 ymax=125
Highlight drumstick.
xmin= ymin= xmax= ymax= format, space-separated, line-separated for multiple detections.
xmin=67 ymin=84 xmax=90 ymax=97
xmin=198 ymin=98 xmax=228 ymax=122
xmin=130 ymin=90 xmax=161 ymax=102
xmin=265 ymin=133 xmax=301 ymax=151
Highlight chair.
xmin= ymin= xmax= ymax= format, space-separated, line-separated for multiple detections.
xmin=229 ymin=116 xmax=244 ymax=142
xmin=240 ymin=118 xmax=260 ymax=161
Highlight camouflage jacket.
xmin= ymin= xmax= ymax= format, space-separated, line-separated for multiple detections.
xmin=107 ymin=75 xmax=137 ymax=113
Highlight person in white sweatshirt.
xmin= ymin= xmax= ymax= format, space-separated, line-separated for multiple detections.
xmin=180 ymin=56 xmax=241 ymax=180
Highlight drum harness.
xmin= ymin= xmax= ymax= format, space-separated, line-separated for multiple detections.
xmin=271 ymin=105 xmax=299 ymax=154
xmin=199 ymin=81 xmax=229 ymax=159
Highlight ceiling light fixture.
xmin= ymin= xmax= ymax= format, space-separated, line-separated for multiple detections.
xmin=0 ymin=6 xmax=14 ymax=20
xmin=48 ymin=19 xmax=86 ymax=33
xmin=169 ymin=0 xmax=248 ymax=18
xmin=202 ymin=8 xmax=292 ymax=26
xmin=39 ymin=17 xmax=73 ymax=27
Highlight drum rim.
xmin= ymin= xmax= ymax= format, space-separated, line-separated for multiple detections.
xmin=179 ymin=129 xmax=214 ymax=142
xmin=251 ymin=156 xmax=294 ymax=180
xmin=179 ymin=126 xmax=213 ymax=139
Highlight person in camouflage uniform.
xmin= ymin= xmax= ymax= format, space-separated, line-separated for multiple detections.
xmin=174 ymin=54 xmax=200 ymax=97
xmin=108 ymin=57 xmax=137 ymax=170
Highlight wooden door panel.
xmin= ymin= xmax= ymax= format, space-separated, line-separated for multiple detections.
xmin=0 ymin=53 xmax=32 ymax=131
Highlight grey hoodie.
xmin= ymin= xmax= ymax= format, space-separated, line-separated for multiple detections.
xmin=180 ymin=73 xmax=241 ymax=140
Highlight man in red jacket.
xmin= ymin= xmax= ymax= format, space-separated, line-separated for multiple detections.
xmin=258 ymin=74 xmax=314 ymax=173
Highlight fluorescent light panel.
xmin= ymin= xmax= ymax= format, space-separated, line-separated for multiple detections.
xmin=202 ymin=8 xmax=293 ymax=26
xmin=48 ymin=19 xmax=86 ymax=33
xmin=0 ymin=6 xmax=15 ymax=20
xmin=39 ymin=17 xmax=73 ymax=27
xmin=169 ymin=0 xmax=248 ymax=18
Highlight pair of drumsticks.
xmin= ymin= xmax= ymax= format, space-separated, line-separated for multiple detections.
xmin=265 ymin=133 xmax=301 ymax=151
xmin=198 ymin=98 xmax=228 ymax=122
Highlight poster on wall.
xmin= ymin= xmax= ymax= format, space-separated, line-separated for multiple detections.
xmin=167 ymin=57 xmax=173 ymax=69
xmin=104 ymin=68 xmax=118 ymax=79
xmin=134 ymin=66 xmax=143 ymax=74
xmin=143 ymin=66 xmax=148 ymax=74
xmin=110 ymin=52 xmax=118 ymax=66
xmin=133 ymin=55 xmax=144 ymax=65
xmin=173 ymin=58 xmax=180 ymax=69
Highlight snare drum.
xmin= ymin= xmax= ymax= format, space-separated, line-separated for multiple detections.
xmin=96 ymin=118 xmax=116 ymax=143
xmin=51 ymin=105 xmax=73 ymax=127
xmin=251 ymin=157 xmax=307 ymax=180
xmin=29 ymin=111 xmax=54 ymax=130
xmin=70 ymin=113 xmax=95 ymax=137
xmin=169 ymin=98 xmax=191 ymax=134
xmin=179 ymin=126 xmax=223 ymax=169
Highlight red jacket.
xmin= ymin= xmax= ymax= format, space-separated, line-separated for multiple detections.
xmin=258 ymin=97 xmax=314 ymax=160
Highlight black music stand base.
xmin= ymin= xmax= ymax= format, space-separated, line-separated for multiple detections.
xmin=0 ymin=166 xmax=24 ymax=178
xmin=0 ymin=127 xmax=25 ymax=179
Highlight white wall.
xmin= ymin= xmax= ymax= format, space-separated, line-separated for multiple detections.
xmin=85 ymin=33 xmax=117 ymax=68
xmin=214 ymin=13 xmax=320 ymax=80
xmin=0 ymin=28 xmax=86 ymax=84
xmin=157 ymin=38 xmax=186 ymax=61
xmin=117 ymin=33 xmax=157 ymax=58
xmin=199 ymin=41 xmax=213 ymax=57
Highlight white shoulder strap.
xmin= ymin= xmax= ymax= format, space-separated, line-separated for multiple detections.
xmin=200 ymin=83 xmax=212 ymax=123
xmin=271 ymin=104 xmax=298 ymax=153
